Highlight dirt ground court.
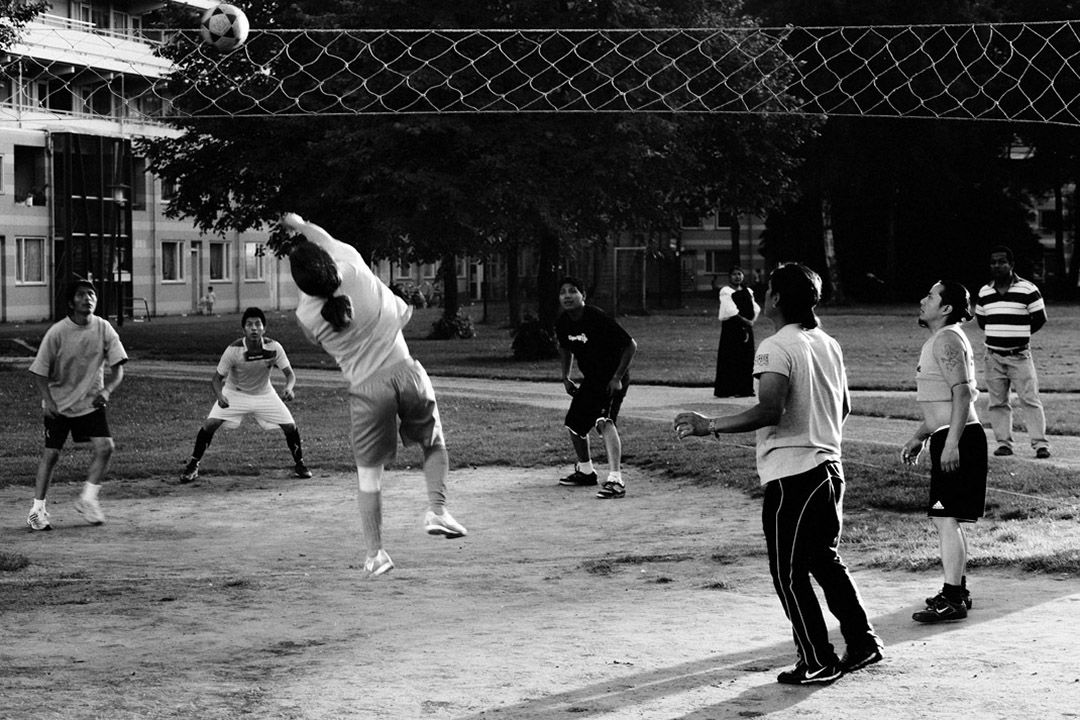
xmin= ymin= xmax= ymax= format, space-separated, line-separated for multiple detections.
xmin=1 ymin=465 xmax=1078 ymax=720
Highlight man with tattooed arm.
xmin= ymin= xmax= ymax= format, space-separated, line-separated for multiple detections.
xmin=901 ymin=281 xmax=987 ymax=623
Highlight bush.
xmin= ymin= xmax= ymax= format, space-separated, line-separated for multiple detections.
xmin=0 ymin=551 xmax=30 ymax=572
xmin=511 ymin=312 xmax=559 ymax=361
xmin=428 ymin=311 xmax=476 ymax=339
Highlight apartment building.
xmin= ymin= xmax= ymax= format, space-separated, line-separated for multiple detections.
xmin=1 ymin=0 xmax=293 ymax=323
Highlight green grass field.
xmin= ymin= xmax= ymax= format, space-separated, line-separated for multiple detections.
xmin=2 ymin=301 xmax=1078 ymax=574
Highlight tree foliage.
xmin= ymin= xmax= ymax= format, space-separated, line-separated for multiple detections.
xmin=743 ymin=0 xmax=1077 ymax=300
xmin=138 ymin=0 xmax=816 ymax=330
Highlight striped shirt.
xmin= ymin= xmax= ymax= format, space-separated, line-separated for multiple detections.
xmin=975 ymin=275 xmax=1046 ymax=350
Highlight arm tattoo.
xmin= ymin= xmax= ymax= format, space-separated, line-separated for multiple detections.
xmin=940 ymin=342 xmax=963 ymax=372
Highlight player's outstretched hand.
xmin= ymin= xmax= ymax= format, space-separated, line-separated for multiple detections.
xmin=673 ymin=411 xmax=710 ymax=439
xmin=280 ymin=213 xmax=304 ymax=231
xmin=280 ymin=387 xmax=295 ymax=402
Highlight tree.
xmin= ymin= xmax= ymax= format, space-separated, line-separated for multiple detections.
xmin=140 ymin=0 xmax=816 ymax=332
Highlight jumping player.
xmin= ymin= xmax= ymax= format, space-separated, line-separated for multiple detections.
xmin=27 ymin=280 xmax=128 ymax=530
xmin=177 ymin=307 xmax=312 ymax=483
xmin=555 ymin=277 xmax=637 ymax=499
xmin=280 ymin=212 xmax=467 ymax=579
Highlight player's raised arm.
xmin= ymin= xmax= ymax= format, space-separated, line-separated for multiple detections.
xmin=280 ymin=213 xmax=363 ymax=265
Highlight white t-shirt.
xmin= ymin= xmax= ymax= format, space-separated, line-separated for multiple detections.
xmin=29 ymin=315 xmax=128 ymax=417
xmin=216 ymin=338 xmax=291 ymax=394
xmin=752 ymin=323 xmax=847 ymax=484
xmin=292 ymin=221 xmax=413 ymax=389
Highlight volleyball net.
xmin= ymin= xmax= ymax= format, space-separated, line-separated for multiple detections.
xmin=3 ymin=19 xmax=1080 ymax=125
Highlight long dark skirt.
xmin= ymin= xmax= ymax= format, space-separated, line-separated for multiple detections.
xmin=714 ymin=319 xmax=755 ymax=397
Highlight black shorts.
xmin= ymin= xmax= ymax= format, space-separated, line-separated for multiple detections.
xmin=928 ymin=423 xmax=987 ymax=522
xmin=43 ymin=408 xmax=112 ymax=450
xmin=565 ymin=377 xmax=629 ymax=438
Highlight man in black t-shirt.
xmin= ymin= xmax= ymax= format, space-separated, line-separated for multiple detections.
xmin=554 ymin=277 xmax=637 ymax=498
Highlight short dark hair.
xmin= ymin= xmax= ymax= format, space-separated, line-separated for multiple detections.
xmin=241 ymin=306 xmax=266 ymax=327
xmin=729 ymin=265 xmax=744 ymax=274
xmin=66 ymin=280 xmax=96 ymax=306
xmin=990 ymin=245 xmax=1014 ymax=263
xmin=558 ymin=276 xmax=585 ymax=295
xmin=769 ymin=263 xmax=822 ymax=329
xmin=937 ymin=281 xmax=973 ymax=324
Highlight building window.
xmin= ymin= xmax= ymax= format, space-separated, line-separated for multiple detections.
xmin=210 ymin=243 xmax=230 ymax=281
xmin=393 ymin=262 xmax=412 ymax=280
xmin=1038 ymin=208 xmax=1061 ymax=233
xmin=704 ymin=250 xmax=732 ymax=275
xmin=161 ymin=177 xmax=176 ymax=203
xmin=15 ymin=237 xmax=46 ymax=284
xmin=80 ymin=84 xmax=113 ymax=116
xmin=244 ymin=242 xmax=264 ymax=281
xmin=455 ymin=257 xmax=467 ymax=278
xmin=162 ymin=241 xmax=184 ymax=281
xmin=421 ymin=262 xmax=437 ymax=280
xmin=14 ymin=145 xmax=47 ymax=206
xmin=681 ymin=212 xmax=704 ymax=229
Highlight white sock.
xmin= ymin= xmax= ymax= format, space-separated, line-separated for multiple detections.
xmin=578 ymin=460 xmax=595 ymax=475
xmin=607 ymin=471 xmax=623 ymax=486
xmin=32 ymin=499 xmax=45 ymax=512
xmin=82 ymin=483 xmax=100 ymax=501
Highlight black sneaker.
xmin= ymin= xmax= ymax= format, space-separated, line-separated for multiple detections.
xmin=993 ymin=445 xmax=1013 ymax=457
xmin=913 ymin=596 xmax=968 ymax=623
xmin=1035 ymin=447 xmax=1051 ymax=459
xmin=596 ymin=480 xmax=626 ymax=499
xmin=178 ymin=460 xmax=199 ymax=483
xmin=294 ymin=462 xmax=313 ymax=479
xmin=559 ymin=469 xmax=598 ymax=486
xmin=839 ymin=645 xmax=883 ymax=673
xmin=924 ymin=585 xmax=973 ymax=610
xmin=776 ymin=661 xmax=842 ymax=685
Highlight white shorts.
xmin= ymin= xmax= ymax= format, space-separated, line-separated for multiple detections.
xmin=208 ymin=388 xmax=295 ymax=430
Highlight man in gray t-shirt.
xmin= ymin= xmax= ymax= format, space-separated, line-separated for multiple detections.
xmin=27 ymin=280 xmax=127 ymax=531
xmin=675 ymin=263 xmax=881 ymax=686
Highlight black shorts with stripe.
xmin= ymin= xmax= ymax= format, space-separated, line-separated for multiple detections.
xmin=565 ymin=376 xmax=629 ymax=438
xmin=928 ymin=423 xmax=988 ymax=522
xmin=43 ymin=408 xmax=111 ymax=450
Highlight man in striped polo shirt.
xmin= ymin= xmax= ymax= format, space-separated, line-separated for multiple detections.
xmin=975 ymin=246 xmax=1050 ymax=459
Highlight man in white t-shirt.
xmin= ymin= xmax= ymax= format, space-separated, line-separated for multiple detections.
xmin=675 ymin=263 xmax=881 ymax=685
xmin=177 ymin=307 xmax=311 ymax=483
xmin=27 ymin=280 xmax=128 ymax=530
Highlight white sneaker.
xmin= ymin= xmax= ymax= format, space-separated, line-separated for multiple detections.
xmin=424 ymin=510 xmax=468 ymax=539
xmin=74 ymin=497 xmax=105 ymax=525
xmin=27 ymin=507 xmax=51 ymax=531
xmin=364 ymin=549 xmax=394 ymax=578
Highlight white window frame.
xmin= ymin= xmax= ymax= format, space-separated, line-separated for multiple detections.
xmin=244 ymin=242 xmax=265 ymax=281
xmin=209 ymin=242 xmax=231 ymax=281
xmin=15 ymin=236 xmax=46 ymax=285
xmin=161 ymin=241 xmax=184 ymax=282
xmin=393 ymin=262 xmax=412 ymax=281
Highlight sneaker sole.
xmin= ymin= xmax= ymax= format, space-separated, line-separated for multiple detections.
xmin=425 ymin=525 xmax=466 ymax=539
xmin=912 ymin=611 xmax=967 ymax=623
xmin=365 ymin=561 xmax=394 ymax=578
xmin=27 ymin=522 xmax=52 ymax=532
xmin=558 ymin=480 xmax=598 ymax=486
xmin=74 ymin=503 xmax=104 ymax=525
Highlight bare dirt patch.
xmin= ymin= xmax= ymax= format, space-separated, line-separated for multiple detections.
xmin=1 ymin=467 xmax=1078 ymax=719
